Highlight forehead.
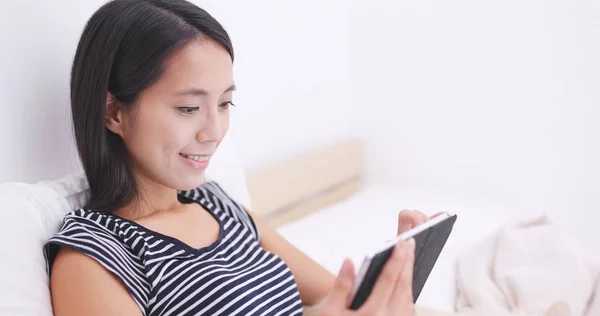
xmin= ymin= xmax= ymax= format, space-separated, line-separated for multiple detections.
xmin=154 ymin=37 xmax=234 ymax=93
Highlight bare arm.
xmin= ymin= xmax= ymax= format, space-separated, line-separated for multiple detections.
xmin=50 ymin=248 xmax=142 ymax=316
xmin=245 ymin=208 xmax=336 ymax=308
xmin=245 ymin=209 xmax=439 ymax=312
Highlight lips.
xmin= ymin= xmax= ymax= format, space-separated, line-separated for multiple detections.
xmin=179 ymin=153 xmax=210 ymax=162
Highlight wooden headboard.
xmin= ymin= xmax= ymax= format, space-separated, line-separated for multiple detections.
xmin=246 ymin=139 xmax=364 ymax=227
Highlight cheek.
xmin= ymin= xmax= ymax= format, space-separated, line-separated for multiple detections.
xmin=156 ymin=121 xmax=194 ymax=159
xmin=125 ymin=111 xmax=181 ymax=164
xmin=221 ymin=112 xmax=230 ymax=137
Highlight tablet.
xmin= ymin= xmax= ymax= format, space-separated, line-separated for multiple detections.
xmin=349 ymin=212 xmax=458 ymax=310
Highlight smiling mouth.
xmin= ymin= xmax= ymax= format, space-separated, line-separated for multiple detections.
xmin=179 ymin=153 xmax=210 ymax=162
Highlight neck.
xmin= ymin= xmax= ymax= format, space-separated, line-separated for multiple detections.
xmin=115 ymin=174 xmax=182 ymax=220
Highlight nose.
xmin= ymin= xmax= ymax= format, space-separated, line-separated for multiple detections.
xmin=195 ymin=105 xmax=223 ymax=144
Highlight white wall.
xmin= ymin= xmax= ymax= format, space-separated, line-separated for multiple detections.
xmin=0 ymin=0 xmax=354 ymax=183
xmin=351 ymin=0 xmax=600 ymax=230
xmin=212 ymin=0 xmax=355 ymax=171
xmin=2 ymin=0 xmax=598 ymax=236
xmin=0 ymin=1 xmax=97 ymax=183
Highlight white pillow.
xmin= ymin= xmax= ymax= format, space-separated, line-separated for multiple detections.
xmin=205 ymin=123 xmax=253 ymax=209
xmin=0 ymin=174 xmax=88 ymax=316
xmin=0 ymin=133 xmax=251 ymax=315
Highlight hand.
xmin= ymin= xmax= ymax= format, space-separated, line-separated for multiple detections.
xmin=318 ymin=239 xmax=416 ymax=316
xmin=397 ymin=210 xmax=444 ymax=236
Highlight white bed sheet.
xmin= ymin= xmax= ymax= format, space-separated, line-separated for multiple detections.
xmin=276 ymin=185 xmax=527 ymax=312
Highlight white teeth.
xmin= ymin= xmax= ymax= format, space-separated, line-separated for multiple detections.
xmin=181 ymin=153 xmax=209 ymax=162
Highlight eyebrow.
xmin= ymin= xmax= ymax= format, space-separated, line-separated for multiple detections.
xmin=175 ymin=84 xmax=236 ymax=96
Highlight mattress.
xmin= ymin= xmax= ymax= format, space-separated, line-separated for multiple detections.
xmin=276 ymin=185 xmax=526 ymax=312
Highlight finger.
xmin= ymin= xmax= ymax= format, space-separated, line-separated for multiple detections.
xmin=430 ymin=211 xmax=445 ymax=219
xmin=321 ymin=258 xmax=355 ymax=311
xmin=362 ymin=240 xmax=409 ymax=311
xmin=412 ymin=210 xmax=429 ymax=225
xmin=390 ymin=238 xmax=416 ymax=310
xmin=398 ymin=210 xmax=421 ymax=234
xmin=398 ymin=210 xmax=428 ymax=233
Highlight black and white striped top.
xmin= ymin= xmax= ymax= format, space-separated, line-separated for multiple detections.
xmin=44 ymin=181 xmax=304 ymax=316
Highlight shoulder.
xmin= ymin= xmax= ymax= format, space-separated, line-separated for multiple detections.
xmin=45 ymin=209 xmax=150 ymax=311
xmin=55 ymin=208 xmax=111 ymax=232
xmin=46 ymin=209 xmax=124 ymax=260
xmin=50 ymin=247 xmax=142 ymax=316
xmin=187 ymin=181 xmax=261 ymax=241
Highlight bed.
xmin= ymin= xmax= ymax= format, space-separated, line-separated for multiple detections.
xmin=246 ymin=138 xmax=526 ymax=312
xmin=3 ymin=137 xmax=595 ymax=315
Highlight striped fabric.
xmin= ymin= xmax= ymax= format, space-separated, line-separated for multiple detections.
xmin=44 ymin=181 xmax=304 ymax=316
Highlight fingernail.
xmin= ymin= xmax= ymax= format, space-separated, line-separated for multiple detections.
xmin=339 ymin=259 xmax=353 ymax=278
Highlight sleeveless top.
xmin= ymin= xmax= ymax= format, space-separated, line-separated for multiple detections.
xmin=44 ymin=181 xmax=304 ymax=316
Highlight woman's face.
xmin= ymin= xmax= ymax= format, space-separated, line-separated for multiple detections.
xmin=107 ymin=38 xmax=234 ymax=191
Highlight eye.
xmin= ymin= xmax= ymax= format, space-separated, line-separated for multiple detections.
xmin=219 ymin=101 xmax=235 ymax=109
xmin=177 ymin=107 xmax=199 ymax=115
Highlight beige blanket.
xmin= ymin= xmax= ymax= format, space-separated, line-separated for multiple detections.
xmin=416 ymin=302 xmax=571 ymax=316
xmin=452 ymin=214 xmax=600 ymax=316
xmin=416 ymin=301 xmax=573 ymax=316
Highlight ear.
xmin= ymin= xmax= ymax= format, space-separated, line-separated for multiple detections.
xmin=105 ymin=93 xmax=125 ymax=136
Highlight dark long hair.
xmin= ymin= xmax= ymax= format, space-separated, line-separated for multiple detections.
xmin=71 ymin=0 xmax=234 ymax=213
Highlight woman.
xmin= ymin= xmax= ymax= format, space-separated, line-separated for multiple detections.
xmin=45 ymin=0 xmax=437 ymax=315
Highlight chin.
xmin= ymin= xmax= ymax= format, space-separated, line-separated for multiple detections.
xmin=176 ymin=173 xmax=207 ymax=191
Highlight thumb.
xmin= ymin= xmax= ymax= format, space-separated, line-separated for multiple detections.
xmin=323 ymin=258 xmax=356 ymax=309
